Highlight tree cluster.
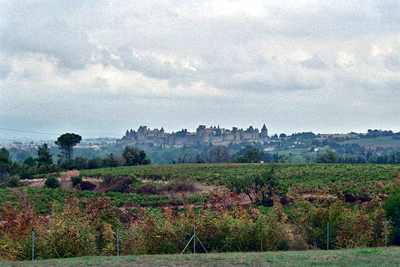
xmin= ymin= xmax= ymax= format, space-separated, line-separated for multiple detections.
xmin=0 ymin=133 xmax=151 ymax=184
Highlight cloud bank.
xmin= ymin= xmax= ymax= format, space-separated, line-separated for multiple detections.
xmin=0 ymin=0 xmax=399 ymax=140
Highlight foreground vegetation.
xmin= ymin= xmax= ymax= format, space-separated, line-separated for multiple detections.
xmin=0 ymin=163 xmax=399 ymax=261
xmin=1 ymin=247 xmax=399 ymax=267
xmin=1 ymin=163 xmax=399 ymax=213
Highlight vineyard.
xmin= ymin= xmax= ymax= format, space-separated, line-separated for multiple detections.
xmin=0 ymin=163 xmax=399 ymax=261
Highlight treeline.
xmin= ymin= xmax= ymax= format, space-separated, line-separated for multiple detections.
xmin=1 ymin=135 xmax=150 ymax=185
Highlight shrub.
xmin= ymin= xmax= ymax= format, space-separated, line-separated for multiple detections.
xmin=101 ymin=177 xmax=133 ymax=193
xmin=71 ymin=176 xmax=83 ymax=187
xmin=45 ymin=177 xmax=59 ymax=189
xmin=7 ymin=176 xmax=22 ymax=188
xmin=80 ymin=181 xmax=96 ymax=191
xmin=102 ymin=173 xmax=116 ymax=185
xmin=136 ymin=183 xmax=160 ymax=194
xmin=19 ymin=168 xmax=35 ymax=179
xmin=165 ymin=178 xmax=196 ymax=192
xmin=384 ymin=189 xmax=400 ymax=245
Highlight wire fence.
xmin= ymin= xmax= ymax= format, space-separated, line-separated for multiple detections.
xmin=29 ymin=219 xmax=393 ymax=261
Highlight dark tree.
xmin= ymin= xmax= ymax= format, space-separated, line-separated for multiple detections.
xmin=316 ymin=149 xmax=338 ymax=163
xmin=55 ymin=133 xmax=82 ymax=160
xmin=123 ymin=146 xmax=150 ymax=166
xmin=23 ymin=157 xmax=37 ymax=167
xmin=210 ymin=146 xmax=231 ymax=163
xmin=36 ymin=143 xmax=53 ymax=166
xmin=234 ymin=146 xmax=264 ymax=163
xmin=104 ymin=153 xmax=118 ymax=167
xmin=0 ymin=148 xmax=12 ymax=179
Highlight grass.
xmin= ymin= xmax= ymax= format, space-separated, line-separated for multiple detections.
xmin=2 ymin=247 xmax=399 ymax=267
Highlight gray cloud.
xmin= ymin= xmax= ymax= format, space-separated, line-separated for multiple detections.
xmin=383 ymin=51 xmax=400 ymax=73
xmin=0 ymin=55 xmax=11 ymax=80
xmin=1 ymin=1 xmax=95 ymax=69
xmin=0 ymin=0 xmax=399 ymax=139
xmin=300 ymin=56 xmax=327 ymax=70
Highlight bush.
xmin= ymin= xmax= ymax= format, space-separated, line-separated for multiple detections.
xmin=101 ymin=177 xmax=133 ymax=193
xmin=71 ymin=176 xmax=83 ymax=187
xmin=102 ymin=173 xmax=116 ymax=185
xmin=45 ymin=177 xmax=59 ymax=189
xmin=80 ymin=181 xmax=96 ymax=191
xmin=136 ymin=183 xmax=160 ymax=194
xmin=384 ymin=189 xmax=400 ymax=245
xmin=7 ymin=176 xmax=22 ymax=188
xmin=165 ymin=178 xmax=196 ymax=192
xmin=19 ymin=168 xmax=35 ymax=179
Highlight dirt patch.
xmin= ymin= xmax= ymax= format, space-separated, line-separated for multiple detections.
xmin=28 ymin=179 xmax=46 ymax=189
xmin=83 ymin=177 xmax=103 ymax=186
xmin=195 ymin=183 xmax=217 ymax=193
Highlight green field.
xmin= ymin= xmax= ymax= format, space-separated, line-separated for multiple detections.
xmin=2 ymin=163 xmax=398 ymax=214
xmin=2 ymin=247 xmax=399 ymax=267
xmin=78 ymin=163 xmax=400 ymax=195
xmin=338 ymin=136 xmax=400 ymax=147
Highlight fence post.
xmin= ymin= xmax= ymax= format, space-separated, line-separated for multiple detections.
xmin=327 ymin=221 xmax=329 ymax=250
xmin=181 ymin=226 xmax=208 ymax=254
xmin=193 ymin=226 xmax=196 ymax=254
xmin=32 ymin=230 xmax=34 ymax=261
xmin=384 ymin=218 xmax=387 ymax=247
xmin=260 ymin=223 xmax=263 ymax=252
xmin=117 ymin=229 xmax=120 ymax=256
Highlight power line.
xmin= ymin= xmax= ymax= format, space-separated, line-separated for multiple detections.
xmin=0 ymin=127 xmax=59 ymax=136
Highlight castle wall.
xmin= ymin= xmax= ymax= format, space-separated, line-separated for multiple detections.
xmin=117 ymin=125 xmax=269 ymax=147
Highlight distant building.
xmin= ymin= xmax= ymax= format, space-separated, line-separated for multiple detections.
xmin=116 ymin=124 xmax=269 ymax=147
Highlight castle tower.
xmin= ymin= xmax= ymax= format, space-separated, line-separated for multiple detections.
xmin=261 ymin=124 xmax=268 ymax=141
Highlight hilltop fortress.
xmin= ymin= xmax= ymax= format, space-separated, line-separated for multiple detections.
xmin=117 ymin=125 xmax=269 ymax=147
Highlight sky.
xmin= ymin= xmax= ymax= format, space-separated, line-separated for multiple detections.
xmin=0 ymin=0 xmax=399 ymax=141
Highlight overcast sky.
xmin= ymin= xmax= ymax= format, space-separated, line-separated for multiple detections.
xmin=0 ymin=0 xmax=399 ymax=141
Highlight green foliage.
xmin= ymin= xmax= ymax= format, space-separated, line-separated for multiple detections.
xmin=226 ymin=166 xmax=280 ymax=206
xmin=23 ymin=157 xmax=36 ymax=167
xmin=55 ymin=133 xmax=82 ymax=160
xmin=60 ymin=157 xmax=88 ymax=170
xmin=104 ymin=153 xmax=118 ymax=167
xmin=71 ymin=176 xmax=82 ymax=187
xmin=316 ymin=149 xmax=339 ymax=163
xmin=0 ymin=147 xmax=12 ymax=179
xmin=36 ymin=143 xmax=53 ymax=167
xmin=88 ymin=157 xmax=104 ymax=169
xmin=76 ymin=163 xmax=400 ymax=200
xmin=45 ymin=177 xmax=60 ymax=189
xmin=234 ymin=146 xmax=263 ymax=163
xmin=384 ymin=189 xmax=400 ymax=245
xmin=123 ymin=146 xmax=150 ymax=166
xmin=6 ymin=176 xmax=22 ymax=188
xmin=19 ymin=167 xmax=36 ymax=179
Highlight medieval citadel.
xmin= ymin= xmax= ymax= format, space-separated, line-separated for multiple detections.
xmin=117 ymin=125 xmax=269 ymax=147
